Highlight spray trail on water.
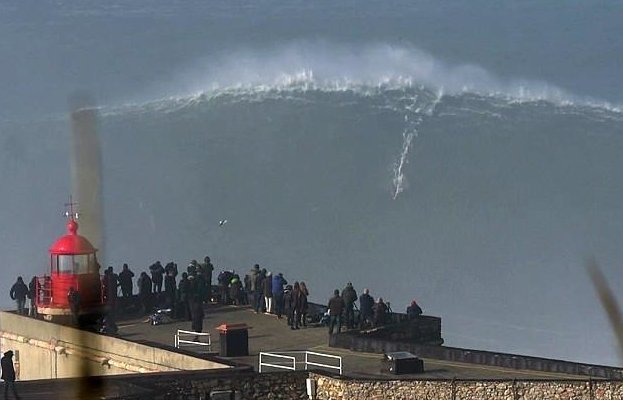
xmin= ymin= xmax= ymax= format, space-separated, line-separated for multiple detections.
xmin=391 ymin=90 xmax=443 ymax=199
xmin=392 ymin=121 xmax=416 ymax=199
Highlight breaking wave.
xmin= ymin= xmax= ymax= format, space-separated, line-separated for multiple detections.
xmin=129 ymin=42 xmax=623 ymax=112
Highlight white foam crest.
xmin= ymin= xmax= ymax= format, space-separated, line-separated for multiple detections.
xmin=161 ymin=41 xmax=623 ymax=110
xmin=100 ymin=41 xmax=623 ymax=123
xmin=103 ymin=40 xmax=617 ymax=119
xmin=101 ymin=80 xmax=623 ymax=129
xmin=102 ymin=79 xmax=417 ymax=118
xmin=99 ymin=94 xmax=204 ymax=117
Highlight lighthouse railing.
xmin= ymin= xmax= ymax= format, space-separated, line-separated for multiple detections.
xmin=35 ymin=276 xmax=53 ymax=306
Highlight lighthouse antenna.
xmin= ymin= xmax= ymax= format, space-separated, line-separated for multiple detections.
xmin=64 ymin=195 xmax=80 ymax=221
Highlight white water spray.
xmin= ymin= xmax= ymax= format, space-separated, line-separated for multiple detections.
xmin=391 ymin=89 xmax=443 ymax=199
xmin=392 ymin=123 xmax=416 ymax=199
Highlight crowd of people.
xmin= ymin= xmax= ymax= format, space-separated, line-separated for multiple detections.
xmin=9 ymin=258 xmax=423 ymax=339
xmin=233 ymin=265 xmax=312 ymax=330
xmin=212 ymin=267 xmax=425 ymax=336
xmin=324 ymin=283 xmax=422 ymax=335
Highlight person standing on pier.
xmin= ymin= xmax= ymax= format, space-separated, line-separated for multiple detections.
xmin=253 ymin=267 xmax=265 ymax=313
xmin=217 ymin=269 xmax=233 ymax=304
xmin=164 ymin=262 xmax=178 ymax=308
xmin=272 ymin=273 xmax=287 ymax=318
xmin=27 ymin=276 xmax=37 ymax=317
xmin=102 ymin=267 xmax=118 ymax=308
xmin=190 ymin=294 xmax=204 ymax=335
xmin=373 ymin=298 xmax=388 ymax=327
xmin=341 ymin=282 xmax=357 ymax=329
xmin=284 ymin=284 xmax=294 ymax=326
xmin=300 ymin=282 xmax=310 ymax=327
xmin=263 ymin=271 xmax=273 ymax=313
xmin=202 ymin=256 xmax=214 ymax=301
xmin=290 ymin=282 xmax=302 ymax=329
xmin=10 ymin=277 xmax=29 ymax=315
xmin=293 ymin=281 xmax=308 ymax=329
xmin=137 ymin=272 xmax=153 ymax=314
xmin=118 ymin=263 xmax=135 ymax=298
xmin=68 ymin=286 xmax=81 ymax=326
xmin=407 ymin=300 xmax=423 ymax=319
xmin=1 ymin=350 xmax=20 ymax=399
xmin=178 ymin=272 xmax=191 ymax=320
xmin=245 ymin=264 xmax=259 ymax=305
xmin=149 ymin=261 xmax=164 ymax=293
xmin=327 ymin=289 xmax=345 ymax=335
xmin=358 ymin=288 xmax=374 ymax=329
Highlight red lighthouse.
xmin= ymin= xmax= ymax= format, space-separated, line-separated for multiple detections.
xmin=36 ymin=207 xmax=104 ymax=320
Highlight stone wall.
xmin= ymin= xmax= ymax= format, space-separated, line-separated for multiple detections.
xmin=12 ymin=368 xmax=623 ymax=399
xmin=54 ymin=369 xmax=311 ymax=399
xmin=310 ymin=373 xmax=623 ymax=400
xmin=140 ymin=370 xmax=309 ymax=399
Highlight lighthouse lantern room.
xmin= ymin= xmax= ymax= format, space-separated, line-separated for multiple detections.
xmin=36 ymin=204 xmax=103 ymax=319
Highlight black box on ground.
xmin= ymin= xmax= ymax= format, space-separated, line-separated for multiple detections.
xmin=383 ymin=351 xmax=424 ymax=374
xmin=217 ymin=323 xmax=249 ymax=357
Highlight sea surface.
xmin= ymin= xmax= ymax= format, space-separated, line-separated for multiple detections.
xmin=1 ymin=0 xmax=623 ymax=366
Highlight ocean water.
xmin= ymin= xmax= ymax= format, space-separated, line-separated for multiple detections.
xmin=1 ymin=0 xmax=623 ymax=366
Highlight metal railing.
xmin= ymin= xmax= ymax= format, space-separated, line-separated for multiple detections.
xmin=174 ymin=330 xmax=211 ymax=351
xmin=259 ymin=351 xmax=342 ymax=375
xmin=35 ymin=276 xmax=53 ymax=306
xmin=305 ymin=351 xmax=342 ymax=374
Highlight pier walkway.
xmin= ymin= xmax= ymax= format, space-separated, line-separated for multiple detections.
xmin=115 ymin=303 xmax=589 ymax=380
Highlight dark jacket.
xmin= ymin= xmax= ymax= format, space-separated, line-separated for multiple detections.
xmin=1 ymin=354 xmax=16 ymax=381
xmin=149 ymin=262 xmax=164 ymax=283
xmin=202 ymin=261 xmax=214 ymax=283
xmin=164 ymin=263 xmax=178 ymax=279
xmin=218 ymin=271 xmax=233 ymax=286
xmin=10 ymin=280 xmax=29 ymax=301
xmin=28 ymin=277 xmax=37 ymax=300
xmin=178 ymin=277 xmax=191 ymax=301
xmin=230 ymin=277 xmax=242 ymax=299
xmin=68 ymin=289 xmax=81 ymax=312
xmin=407 ymin=303 xmax=423 ymax=319
xmin=119 ymin=268 xmax=135 ymax=289
xmin=191 ymin=300 xmax=204 ymax=333
xmin=138 ymin=273 xmax=152 ymax=295
xmin=248 ymin=268 xmax=260 ymax=291
xmin=283 ymin=289 xmax=293 ymax=314
xmin=103 ymin=271 xmax=118 ymax=300
xmin=341 ymin=285 xmax=357 ymax=305
xmin=291 ymin=288 xmax=302 ymax=312
xmin=328 ymin=295 xmax=345 ymax=316
xmin=297 ymin=290 xmax=308 ymax=313
xmin=359 ymin=293 xmax=374 ymax=316
xmin=373 ymin=301 xmax=388 ymax=325
xmin=254 ymin=272 xmax=265 ymax=295
xmin=201 ymin=262 xmax=214 ymax=284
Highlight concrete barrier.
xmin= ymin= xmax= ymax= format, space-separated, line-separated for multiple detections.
xmin=0 ymin=311 xmax=231 ymax=380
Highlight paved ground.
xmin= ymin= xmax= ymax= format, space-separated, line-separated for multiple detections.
xmin=115 ymin=303 xmax=588 ymax=380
